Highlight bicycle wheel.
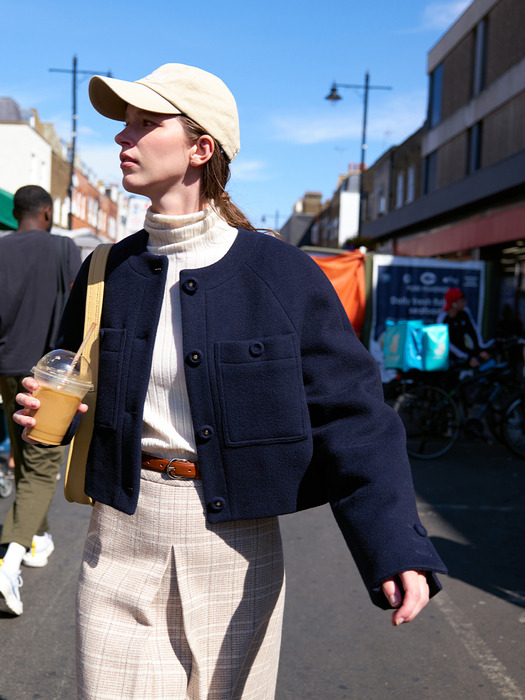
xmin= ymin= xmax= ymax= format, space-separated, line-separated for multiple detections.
xmin=0 ymin=457 xmax=13 ymax=498
xmin=502 ymin=394 xmax=525 ymax=458
xmin=0 ymin=477 xmax=13 ymax=498
xmin=394 ymin=384 xmax=460 ymax=459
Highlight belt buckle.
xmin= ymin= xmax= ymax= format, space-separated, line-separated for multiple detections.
xmin=166 ymin=458 xmax=191 ymax=480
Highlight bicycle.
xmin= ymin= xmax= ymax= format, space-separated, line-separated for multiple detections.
xmin=390 ymin=337 xmax=525 ymax=460
xmin=501 ymin=393 xmax=525 ymax=458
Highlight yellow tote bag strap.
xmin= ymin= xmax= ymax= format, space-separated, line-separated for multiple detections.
xmin=64 ymin=243 xmax=113 ymax=505
xmin=83 ymin=243 xmax=113 ymax=388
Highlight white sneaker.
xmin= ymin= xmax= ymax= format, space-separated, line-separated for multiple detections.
xmin=0 ymin=560 xmax=23 ymax=615
xmin=22 ymin=532 xmax=55 ymax=568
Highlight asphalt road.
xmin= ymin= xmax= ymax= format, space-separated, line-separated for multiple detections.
xmin=0 ymin=436 xmax=524 ymax=700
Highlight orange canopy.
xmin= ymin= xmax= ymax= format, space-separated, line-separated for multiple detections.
xmin=310 ymin=250 xmax=366 ymax=335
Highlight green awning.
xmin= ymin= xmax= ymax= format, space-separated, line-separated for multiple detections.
xmin=0 ymin=188 xmax=16 ymax=230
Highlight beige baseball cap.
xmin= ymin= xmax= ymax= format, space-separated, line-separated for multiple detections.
xmin=89 ymin=63 xmax=240 ymax=161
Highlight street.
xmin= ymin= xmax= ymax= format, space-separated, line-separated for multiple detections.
xmin=0 ymin=437 xmax=524 ymax=700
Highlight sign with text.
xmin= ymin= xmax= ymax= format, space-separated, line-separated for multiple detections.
xmin=369 ymin=255 xmax=485 ymax=378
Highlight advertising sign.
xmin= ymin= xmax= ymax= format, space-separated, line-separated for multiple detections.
xmin=369 ymin=255 xmax=485 ymax=378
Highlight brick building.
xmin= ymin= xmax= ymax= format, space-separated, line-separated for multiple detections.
xmin=0 ymin=97 xmax=118 ymax=239
xmin=281 ymin=165 xmax=361 ymax=249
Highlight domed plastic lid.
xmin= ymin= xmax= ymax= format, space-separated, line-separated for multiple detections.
xmin=32 ymin=349 xmax=93 ymax=392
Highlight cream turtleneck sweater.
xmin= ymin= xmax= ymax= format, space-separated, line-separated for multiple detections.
xmin=141 ymin=206 xmax=237 ymax=460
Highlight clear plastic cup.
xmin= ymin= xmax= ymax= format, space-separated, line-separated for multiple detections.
xmin=24 ymin=350 xmax=93 ymax=446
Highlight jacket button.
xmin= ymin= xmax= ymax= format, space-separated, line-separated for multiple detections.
xmin=126 ymin=486 xmax=134 ymax=495
xmin=208 ymin=498 xmax=225 ymax=513
xmin=186 ymin=350 xmax=202 ymax=367
xmin=249 ymin=341 xmax=264 ymax=357
xmin=414 ymin=523 xmax=428 ymax=537
xmin=182 ymin=278 xmax=198 ymax=294
xmin=197 ymin=425 xmax=214 ymax=442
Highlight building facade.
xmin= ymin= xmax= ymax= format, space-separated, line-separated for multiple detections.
xmin=0 ymin=100 xmax=52 ymax=195
xmin=279 ymin=191 xmax=324 ymax=247
xmin=311 ymin=167 xmax=360 ymax=248
xmin=0 ymin=97 xmax=119 ymax=239
xmin=281 ymin=166 xmax=361 ymax=249
xmin=360 ymin=0 xmax=525 ymax=322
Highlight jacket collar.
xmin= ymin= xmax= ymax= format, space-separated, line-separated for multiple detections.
xmin=123 ymin=227 xmax=263 ymax=289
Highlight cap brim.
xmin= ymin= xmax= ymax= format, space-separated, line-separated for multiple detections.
xmin=89 ymin=75 xmax=181 ymax=121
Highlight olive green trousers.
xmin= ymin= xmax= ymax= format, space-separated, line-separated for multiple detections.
xmin=0 ymin=375 xmax=64 ymax=549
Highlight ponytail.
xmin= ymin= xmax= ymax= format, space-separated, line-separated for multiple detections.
xmin=178 ymin=115 xmax=278 ymax=235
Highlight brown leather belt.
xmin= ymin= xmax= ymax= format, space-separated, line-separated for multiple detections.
xmin=141 ymin=454 xmax=201 ymax=480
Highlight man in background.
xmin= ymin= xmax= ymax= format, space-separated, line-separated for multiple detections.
xmin=0 ymin=185 xmax=81 ymax=615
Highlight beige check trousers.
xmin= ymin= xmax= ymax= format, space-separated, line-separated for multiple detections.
xmin=76 ymin=469 xmax=285 ymax=699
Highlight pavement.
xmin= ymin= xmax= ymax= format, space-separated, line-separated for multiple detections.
xmin=0 ymin=434 xmax=523 ymax=699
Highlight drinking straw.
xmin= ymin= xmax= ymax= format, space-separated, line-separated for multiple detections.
xmin=64 ymin=321 xmax=96 ymax=380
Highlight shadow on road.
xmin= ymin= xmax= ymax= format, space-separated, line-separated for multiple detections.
xmin=411 ymin=436 xmax=525 ymax=608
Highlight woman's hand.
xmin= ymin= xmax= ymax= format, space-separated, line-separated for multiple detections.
xmin=381 ymin=570 xmax=430 ymax=626
xmin=13 ymin=376 xmax=88 ymax=444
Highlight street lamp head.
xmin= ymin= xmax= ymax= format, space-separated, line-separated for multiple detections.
xmin=325 ymin=84 xmax=342 ymax=102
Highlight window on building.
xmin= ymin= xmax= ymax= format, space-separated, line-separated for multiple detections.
xmin=467 ymin=121 xmax=483 ymax=174
xmin=378 ymin=188 xmax=386 ymax=216
xmin=473 ymin=17 xmax=488 ymax=97
xmin=406 ymin=166 xmax=415 ymax=203
xmin=423 ymin=151 xmax=438 ymax=194
xmin=359 ymin=192 xmax=368 ymax=222
xmin=395 ymin=173 xmax=404 ymax=208
xmin=428 ymin=63 xmax=443 ymax=128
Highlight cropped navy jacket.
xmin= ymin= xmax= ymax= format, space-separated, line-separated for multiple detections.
xmin=58 ymin=228 xmax=446 ymax=607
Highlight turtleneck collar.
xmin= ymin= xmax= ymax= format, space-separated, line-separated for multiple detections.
xmin=144 ymin=205 xmax=238 ymax=263
xmin=144 ymin=206 xmax=218 ymax=245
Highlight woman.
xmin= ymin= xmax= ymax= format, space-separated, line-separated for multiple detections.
xmin=14 ymin=63 xmax=446 ymax=699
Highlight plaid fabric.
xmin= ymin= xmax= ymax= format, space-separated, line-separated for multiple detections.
xmin=77 ymin=469 xmax=285 ymax=699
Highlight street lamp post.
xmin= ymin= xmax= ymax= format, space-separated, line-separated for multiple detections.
xmin=325 ymin=72 xmax=392 ymax=237
xmin=261 ymin=211 xmax=281 ymax=230
xmin=50 ymin=56 xmax=111 ymax=230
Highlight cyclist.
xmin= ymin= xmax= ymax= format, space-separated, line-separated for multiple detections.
xmin=436 ymin=287 xmax=491 ymax=368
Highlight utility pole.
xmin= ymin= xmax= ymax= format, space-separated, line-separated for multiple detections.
xmin=50 ymin=56 xmax=111 ymax=230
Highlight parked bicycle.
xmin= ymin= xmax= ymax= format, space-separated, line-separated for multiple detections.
xmin=501 ymin=392 xmax=525 ymax=458
xmin=389 ymin=337 xmax=525 ymax=460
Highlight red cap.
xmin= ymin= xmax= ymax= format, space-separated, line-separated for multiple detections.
xmin=444 ymin=287 xmax=465 ymax=311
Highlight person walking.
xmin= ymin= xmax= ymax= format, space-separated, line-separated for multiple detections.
xmin=0 ymin=185 xmax=81 ymax=615
xmin=15 ymin=64 xmax=446 ymax=698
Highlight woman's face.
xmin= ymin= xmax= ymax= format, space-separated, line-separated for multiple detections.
xmin=115 ymin=105 xmax=197 ymax=209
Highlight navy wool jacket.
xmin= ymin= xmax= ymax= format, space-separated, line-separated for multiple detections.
xmin=58 ymin=228 xmax=446 ymax=608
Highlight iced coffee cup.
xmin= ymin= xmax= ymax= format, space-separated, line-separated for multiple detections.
xmin=24 ymin=349 xmax=93 ymax=446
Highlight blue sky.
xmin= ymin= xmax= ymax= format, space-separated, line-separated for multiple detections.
xmin=1 ymin=0 xmax=470 ymax=229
